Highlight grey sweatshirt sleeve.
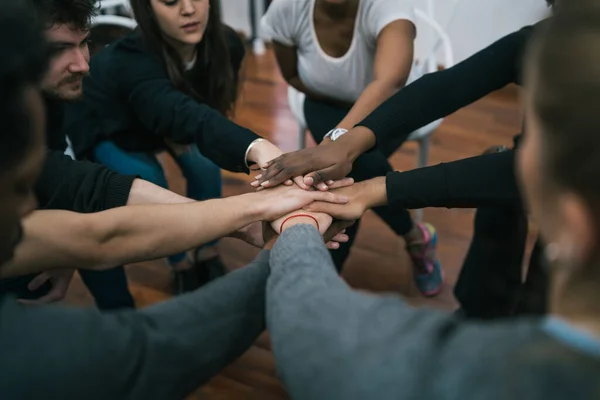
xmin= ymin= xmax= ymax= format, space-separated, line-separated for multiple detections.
xmin=267 ymin=226 xmax=460 ymax=400
xmin=0 ymin=251 xmax=270 ymax=400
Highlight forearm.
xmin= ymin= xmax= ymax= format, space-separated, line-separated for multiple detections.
xmin=267 ymin=226 xmax=423 ymax=399
xmin=336 ymin=80 xmax=402 ymax=131
xmin=386 ymin=151 xmax=521 ymax=210
xmin=3 ymin=194 xmax=265 ymax=276
xmin=0 ymin=252 xmax=269 ymax=399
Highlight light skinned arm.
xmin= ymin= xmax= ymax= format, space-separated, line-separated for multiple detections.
xmin=1 ymin=184 xmax=350 ymax=277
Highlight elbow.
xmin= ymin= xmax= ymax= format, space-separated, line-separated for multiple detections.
xmin=73 ymin=216 xmax=117 ymax=270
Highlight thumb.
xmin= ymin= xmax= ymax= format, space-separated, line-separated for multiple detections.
xmin=304 ymin=165 xmax=343 ymax=187
xmin=303 ymin=202 xmax=338 ymax=216
xmin=28 ymin=272 xmax=51 ymax=291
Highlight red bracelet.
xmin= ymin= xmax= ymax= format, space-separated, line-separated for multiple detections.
xmin=280 ymin=214 xmax=320 ymax=232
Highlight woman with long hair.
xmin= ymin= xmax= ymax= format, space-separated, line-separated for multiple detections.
xmin=65 ymin=0 xmax=286 ymax=294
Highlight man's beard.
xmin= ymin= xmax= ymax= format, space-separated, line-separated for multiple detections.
xmin=44 ymin=74 xmax=86 ymax=101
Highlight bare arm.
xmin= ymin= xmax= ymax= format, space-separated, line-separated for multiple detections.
xmin=335 ymin=20 xmax=415 ymax=131
xmin=2 ymin=186 xmax=348 ymax=277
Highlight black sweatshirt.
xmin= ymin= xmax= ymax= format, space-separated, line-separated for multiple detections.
xmin=0 ymin=99 xmax=135 ymax=299
xmin=40 ymin=98 xmax=135 ymax=212
xmin=357 ymin=24 xmax=540 ymax=210
xmin=64 ymin=27 xmax=259 ymax=173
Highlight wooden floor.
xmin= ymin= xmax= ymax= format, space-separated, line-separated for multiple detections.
xmin=64 ymin=47 xmax=523 ymax=399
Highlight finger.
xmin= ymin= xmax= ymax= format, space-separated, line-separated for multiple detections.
xmin=18 ymin=291 xmax=61 ymax=305
xmin=327 ymin=177 xmax=354 ymax=189
xmin=250 ymin=180 xmax=260 ymax=187
xmin=326 ymin=241 xmax=340 ymax=250
xmin=293 ymin=175 xmax=309 ymax=190
xmin=27 ymin=272 xmax=51 ymax=291
xmin=284 ymin=179 xmax=293 ymax=186
xmin=331 ymin=233 xmax=349 ymax=243
xmin=304 ymin=202 xmax=337 ymax=216
xmin=310 ymin=191 xmax=349 ymax=204
xmin=316 ymin=182 xmax=329 ymax=191
xmin=305 ymin=165 xmax=344 ymax=187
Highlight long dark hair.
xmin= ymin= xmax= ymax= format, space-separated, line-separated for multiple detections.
xmin=130 ymin=0 xmax=237 ymax=116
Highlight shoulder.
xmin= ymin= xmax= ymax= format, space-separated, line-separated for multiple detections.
xmin=361 ymin=0 xmax=415 ymax=22
xmin=360 ymin=0 xmax=416 ymax=38
xmin=95 ymin=31 xmax=167 ymax=81
xmin=264 ymin=0 xmax=310 ymax=19
xmin=262 ymin=0 xmax=312 ymax=35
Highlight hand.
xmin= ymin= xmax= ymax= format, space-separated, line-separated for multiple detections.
xmin=19 ymin=269 xmax=75 ymax=305
xmin=271 ymin=210 xmax=333 ymax=235
xmin=246 ymin=139 xmax=306 ymax=188
xmin=231 ymin=222 xmax=265 ymax=247
xmin=253 ymin=178 xmax=354 ymax=221
xmin=303 ymin=177 xmax=387 ymax=220
xmin=251 ymin=126 xmax=376 ymax=190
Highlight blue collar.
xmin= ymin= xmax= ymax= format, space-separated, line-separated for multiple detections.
xmin=543 ymin=317 xmax=600 ymax=358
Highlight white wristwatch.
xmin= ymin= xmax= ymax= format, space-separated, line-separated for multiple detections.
xmin=324 ymin=128 xmax=348 ymax=141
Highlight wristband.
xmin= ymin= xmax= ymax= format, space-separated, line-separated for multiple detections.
xmin=280 ymin=214 xmax=320 ymax=232
xmin=324 ymin=128 xmax=348 ymax=142
xmin=244 ymin=138 xmax=266 ymax=169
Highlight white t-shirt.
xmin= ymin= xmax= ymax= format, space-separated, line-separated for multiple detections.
xmin=261 ymin=0 xmax=416 ymax=103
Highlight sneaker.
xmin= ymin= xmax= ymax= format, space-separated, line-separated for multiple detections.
xmin=406 ymin=222 xmax=445 ymax=297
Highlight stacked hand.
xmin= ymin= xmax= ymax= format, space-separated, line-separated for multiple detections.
xmin=251 ymin=126 xmax=376 ymax=191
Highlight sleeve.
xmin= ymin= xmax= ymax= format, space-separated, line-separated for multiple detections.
xmin=364 ymin=0 xmax=416 ymax=42
xmin=358 ymin=25 xmax=533 ymax=153
xmin=35 ymin=150 xmax=136 ymax=212
xmin=260 ymin=0 xmax=297 ymax=46
xmin=117 ymin=47 xmax=260 ymax=173
xmin=267 ymin=225 xmax=462 ymax=399
xmin=385 ymin=151 xmax=521 ymax=210
xmin=0 ymin=251 xmax=270 ymax=400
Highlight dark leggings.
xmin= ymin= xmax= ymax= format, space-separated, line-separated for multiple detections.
xmin=455 ymin=206 xmax=548 ymax=319
xmin=304 ymin=98 xmax=414 ymax=271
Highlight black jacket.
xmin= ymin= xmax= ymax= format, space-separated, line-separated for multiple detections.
xmin=65 ymin=27 xmax=258 ymax=173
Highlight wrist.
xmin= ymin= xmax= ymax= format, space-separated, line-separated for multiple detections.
xmin=237 ymin=192 xmax=267 ymax=224
xmin=245 ymin=138 xmax=267 ymax=166
xmin=341 ymin=126 xmax=376 ymax=161
xmin=363 ymin=176 xmax=388 ymax=208
xmin=281 ymin=216 xmax=319 ymax=232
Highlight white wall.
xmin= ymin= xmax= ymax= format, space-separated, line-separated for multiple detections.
xmin=220 ymin=0 xmax=551 ymax=63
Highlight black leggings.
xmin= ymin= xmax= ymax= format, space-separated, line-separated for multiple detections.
xmin=304 ymin=98 xmax=414 ymax=271
xmin=454 ymin=206 xmax=548 ymax=319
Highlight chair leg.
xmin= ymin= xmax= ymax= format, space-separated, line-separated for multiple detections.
xmin=414 ymin=136 xmax=431 ymax=222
